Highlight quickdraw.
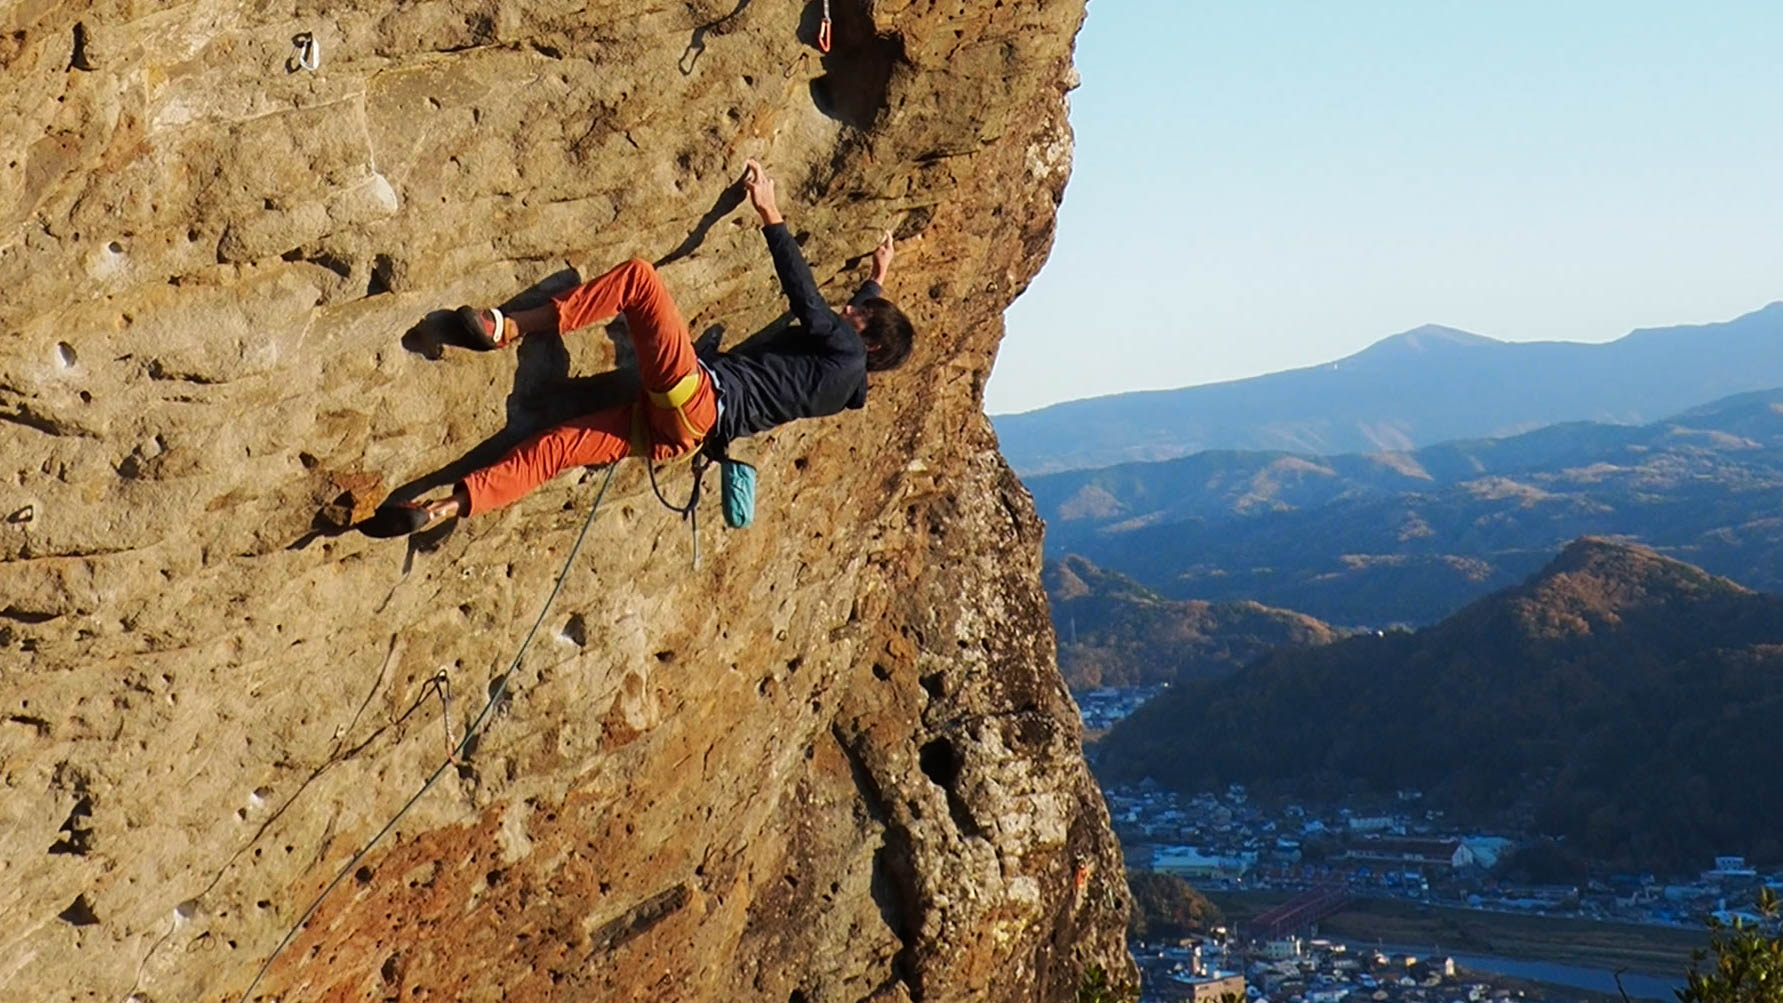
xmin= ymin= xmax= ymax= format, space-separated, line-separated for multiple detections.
xmin=429 ymin=670 xmax=458 ymax=765
xmin=817 ymin=0 xmax=832 ymax=53
xmin=292 ymin=32 xmax=320 ymax=71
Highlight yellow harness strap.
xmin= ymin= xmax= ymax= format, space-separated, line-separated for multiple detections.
xmin=649 ymin=371 xmax=701 ymax=410
xmin=645 ymin=369 xmax=707 ymax=440
xmin=630 ymin=369 xmax=710 ymax=457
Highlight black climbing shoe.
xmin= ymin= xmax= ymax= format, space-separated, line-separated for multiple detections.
xmin=456 ymin=305 xmax=517 ymax=350
xmin=359 ymin=502 xmax=436 ymax=539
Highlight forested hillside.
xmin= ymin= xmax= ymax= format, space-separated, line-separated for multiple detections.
xmin=1047 ymin=556 xmax=1338 ymax=688
xmin=1032 ymin=389 xmax=1783 ymax=625
xmin=1095 ymin=539 xmax=1783 ymax=871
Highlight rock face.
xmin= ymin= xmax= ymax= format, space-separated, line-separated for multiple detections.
xmin=1 ymin=3 xmax=1131 ymax=1002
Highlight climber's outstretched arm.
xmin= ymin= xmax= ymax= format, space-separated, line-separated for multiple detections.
xmin=744 ymin=159 xmax=827 ymax=331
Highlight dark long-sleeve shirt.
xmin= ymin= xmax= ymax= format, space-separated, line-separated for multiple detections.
xmin=706 ymin=223 xmax=879 ymax=444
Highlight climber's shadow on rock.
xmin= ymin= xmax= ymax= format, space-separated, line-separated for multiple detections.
xmin=678 ymin=0 xmax=753 ymax=76
xmin=385 ymin=268 xmax=651 ymax=506
xmin=801 ymin=0 xmax=903 ymax=129
xmin=381 ymin=306 xmax=726 ymax=516
xmin=384 ymin=264 xmax=747 ymax=521
xmin=656 ymin=177 xmax=747 ymax=268
xmin=297 ymin=270 xmax=599 ymax=551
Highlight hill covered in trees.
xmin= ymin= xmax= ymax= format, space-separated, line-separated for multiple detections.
xmin=1046 ymin=556 xmax=1339 ymax=689
xmin=1029 ymin=388 xmax=1783 ymax=626
xmin=1094 ymin=539 xmax=1783 ymax=871
xmin=1126 ymin=873 xmax=1224 ymax=942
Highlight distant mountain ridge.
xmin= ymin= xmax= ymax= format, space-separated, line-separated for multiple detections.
xmin=1027 ymin=387 xmax=1783 ymax=625
xmin=1364 ymin=324 xmax=1500 ymax=352
xmin=996 ymin=302 xmax=1783 ymax=474
xmin=1093 ymin=539 xmax=1783 ymax=871
xmin=1046 ymin=555 xmax=1339 ymax=689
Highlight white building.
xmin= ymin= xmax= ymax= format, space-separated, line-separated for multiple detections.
xmin=1460 ymin=836 xmax=1514 ymax=869
xmin=1705 ymin=856 xmax=1760 ymax=881
xmin=1261 ymin=938 xmax=1303 ymax=961
xmin=1154 ymin=847 xmax=1250 ymax=881
xmin=1346 ymin=816 xmax=1395 ymax=833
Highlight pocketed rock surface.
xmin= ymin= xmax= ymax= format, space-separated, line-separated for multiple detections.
xmin=0 ymin=2 xmax=1133 ymax=1001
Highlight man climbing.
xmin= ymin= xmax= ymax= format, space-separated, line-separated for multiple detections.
xmin=365 ymin=159 xmax=914 ymax=537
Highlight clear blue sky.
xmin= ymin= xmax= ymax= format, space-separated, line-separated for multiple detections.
xmin=987 ymin=1 xmax=1783 ymax=415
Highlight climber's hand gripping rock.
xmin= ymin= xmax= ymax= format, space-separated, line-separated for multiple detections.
xmin=870 ymin=230 xmax=894 ymax=284
xmin=744 ymin=158 xmax=782 ymax=226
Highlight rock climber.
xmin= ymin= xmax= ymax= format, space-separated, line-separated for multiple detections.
xmin=364 ymin=159 xmax=914 ymax=537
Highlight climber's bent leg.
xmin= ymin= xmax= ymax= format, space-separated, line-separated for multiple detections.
xmin=552 ymin=260 xmax=700 ymax=392
xmin=552 ymin=258 xmax=717 ymax=453
xmin=460 ymin=403 xmax=634 ymax=515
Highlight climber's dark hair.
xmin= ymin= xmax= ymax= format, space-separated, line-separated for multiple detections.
xmin=857 ymin=298 xmax=914 ymax=372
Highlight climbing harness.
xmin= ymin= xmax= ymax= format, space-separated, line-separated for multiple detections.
xmin=291 ymin=32 xmax=320 ymax=72
xmin=648 ymin=369 xmax=707 ymax=440
xmin=629 ymin=363 xmax=755 ymax=568
xmin=237 ymin=463 xmax=617 ymax=1003
xmin=645 ymin=433 xmax=757 ymax=570
xmin=818 ymin=0 xmax=832 ymax=53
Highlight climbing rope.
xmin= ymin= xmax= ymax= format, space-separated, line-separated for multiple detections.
xmin=818 ymin=0 xmax=832 ymax=53
xmin=236 ymin=463 xmax=617 ymax=1003
xmin=645 ymin=453 xmax=709 ymax=570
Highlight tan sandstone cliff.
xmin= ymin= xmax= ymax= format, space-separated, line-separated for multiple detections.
xmin=0 ymin=2 xmax=1132 ymax=1000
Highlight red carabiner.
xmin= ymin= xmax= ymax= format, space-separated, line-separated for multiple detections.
xmin=818 ymin=16 xmax=832 ymax=53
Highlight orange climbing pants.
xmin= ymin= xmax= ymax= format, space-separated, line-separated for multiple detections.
xmin=460 ymin=259 xmax=718 ymax=515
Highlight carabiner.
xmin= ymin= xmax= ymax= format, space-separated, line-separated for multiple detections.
xmin=818 ymin=0 xmax=832 ymax=53
xmin=293 ymin=32 xmax=320 ymax=72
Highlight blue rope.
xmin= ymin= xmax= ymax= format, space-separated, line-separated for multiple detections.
xmin=237 ymin=463 xmax=618 ymax=1003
